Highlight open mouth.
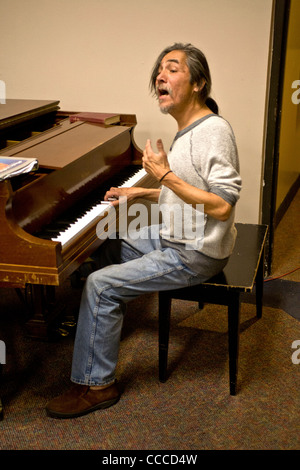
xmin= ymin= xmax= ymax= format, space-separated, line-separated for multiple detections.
xmin=157 ymin=87 xmax=171 ymax=99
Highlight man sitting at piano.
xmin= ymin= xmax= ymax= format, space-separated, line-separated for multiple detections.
xmin=46 ymin=43 xmax=242 ymax=419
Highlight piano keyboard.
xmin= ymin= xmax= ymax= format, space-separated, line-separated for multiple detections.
xmin=49 ymin=167 xmax=147 ymax=247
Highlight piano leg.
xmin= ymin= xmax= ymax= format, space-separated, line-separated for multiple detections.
xmin=23 ymin=285 xmax=62 ymax=340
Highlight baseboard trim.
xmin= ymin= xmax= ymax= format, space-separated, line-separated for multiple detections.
xmin=275 ymin=174 xmax=300 ymax=227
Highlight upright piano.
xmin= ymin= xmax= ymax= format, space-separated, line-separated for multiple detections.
xmin=0 ymin=100 xmax=157 ymax=339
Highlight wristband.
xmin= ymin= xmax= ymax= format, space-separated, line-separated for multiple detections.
xmin=159 ymin=170 xmax=172 ymax=183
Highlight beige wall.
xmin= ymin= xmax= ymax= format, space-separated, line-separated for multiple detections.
xmin=276 ymin=0 xmax=300 ymax=210
xmin=0 ymin=0 xmax=274 ymax=223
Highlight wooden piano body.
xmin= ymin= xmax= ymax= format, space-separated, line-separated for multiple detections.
xmin=0 ymin=100 xmax=156 ymax=338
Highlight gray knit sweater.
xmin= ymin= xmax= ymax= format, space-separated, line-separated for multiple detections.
xmin=158 ymin=114 xmax=242 ymax=260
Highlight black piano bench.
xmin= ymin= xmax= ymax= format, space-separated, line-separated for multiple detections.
xmin=158 ymin=223 xmax=268 ymax=395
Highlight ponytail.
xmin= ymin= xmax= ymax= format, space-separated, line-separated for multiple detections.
xmin=206 ymin=97 xmax=219 ymax=115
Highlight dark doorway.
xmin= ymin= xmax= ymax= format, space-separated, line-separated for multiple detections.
xmin=262 ymin=0 xmax=291 ymax=274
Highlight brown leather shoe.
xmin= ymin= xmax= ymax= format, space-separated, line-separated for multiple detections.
xmin=46 ymin=382 xmax=120 ymax=419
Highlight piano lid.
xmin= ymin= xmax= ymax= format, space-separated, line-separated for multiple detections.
xmin=0 ymin=99 xmax=60 ymax=131
xmin=1 ymin=117 xmax=133 ymax=170
xmin=3 ymin=116 xmax=137 ymax=233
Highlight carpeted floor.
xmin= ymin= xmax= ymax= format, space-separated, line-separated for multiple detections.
xmin=0 ymin=191 xmax=299 ymax=451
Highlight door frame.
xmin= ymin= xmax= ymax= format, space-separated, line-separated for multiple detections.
xmin=262 ymin=0 xmax=291 ymax=274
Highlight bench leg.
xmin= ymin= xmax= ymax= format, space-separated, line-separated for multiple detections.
xmin=158 ymin=293 xmax=172 ymax=383
xmin=228 ymin=293 xmax=241 ymax=395
xmin=255 ymin=249 xmax=265 ymax=319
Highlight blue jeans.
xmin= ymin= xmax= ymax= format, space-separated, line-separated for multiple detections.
xmin=71 ymin=225 xmax=228 ymax=386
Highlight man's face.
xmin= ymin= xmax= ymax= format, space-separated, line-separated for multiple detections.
xmin=155 ymin=50 xmax=196 ymax=116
